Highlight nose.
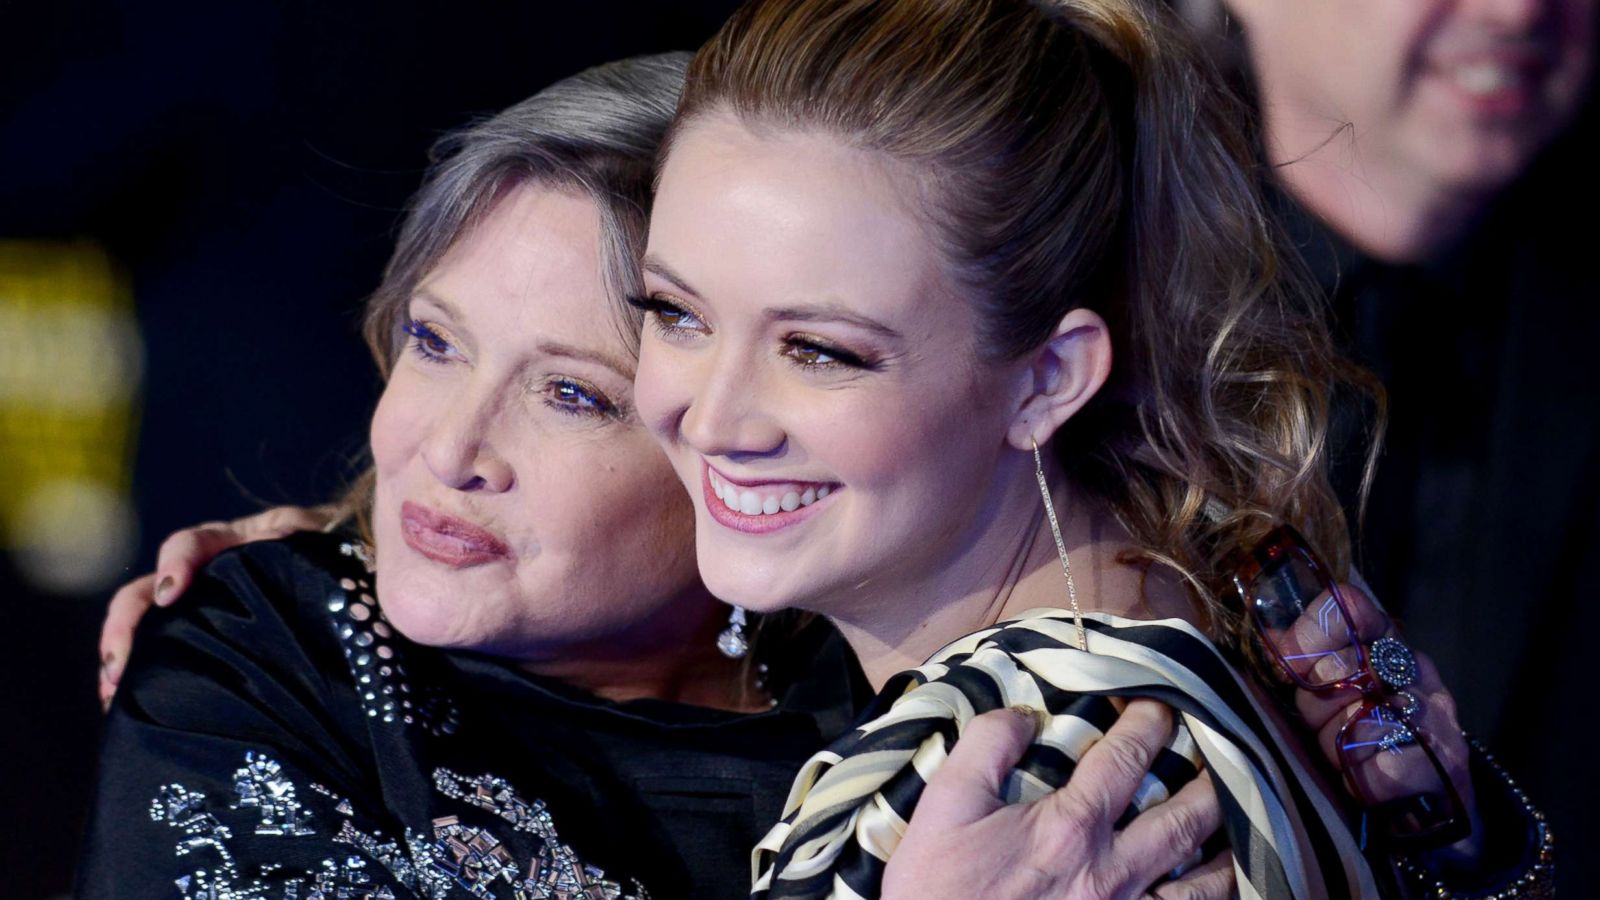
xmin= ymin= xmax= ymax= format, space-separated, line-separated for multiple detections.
xmin=678 ymin=347 xmax=787 ymax=462
xmin=419 ymin=384 xmax=515 ymax=493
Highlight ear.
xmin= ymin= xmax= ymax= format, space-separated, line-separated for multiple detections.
xmin=1005 ymin=308 xmax=1112 ymax=451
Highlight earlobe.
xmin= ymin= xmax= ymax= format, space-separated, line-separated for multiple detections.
xmin=1005 ymin=308 xmax=1112 ymax=450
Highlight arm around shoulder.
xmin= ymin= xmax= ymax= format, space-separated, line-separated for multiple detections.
xmin=78 ymin=537 xmax=411 ymax=897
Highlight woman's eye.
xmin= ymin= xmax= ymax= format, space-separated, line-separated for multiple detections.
xmin=627 ymin=295 xmax=708 ymax=335
xmin=783 ymin=337 xmax=869 ymax=370
xmin=546 ymin=378 xmax=617 ymax=417
xmin=787 ymin=342 xmax=837 ymax=366
xmin=403 ymin=319 xmax=456 ymax=363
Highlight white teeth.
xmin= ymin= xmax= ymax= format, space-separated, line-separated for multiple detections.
xmin=1455 ymin=64 xmax=1515 ymax=95
xmin=710 ymin=469 xmax=837 ymax=516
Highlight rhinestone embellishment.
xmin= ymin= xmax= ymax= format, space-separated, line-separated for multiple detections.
xmin=1368 ymin=636 xmax=1420 ymax=690
xmin=333 ymin=542 xmax=460 ymax=735
xmin=716 ymin=606 xmax=749 ymax=660
xmin=432 ymin=768 xmax=648 ymax=899
xmin=1390 ymin=689 xmax=1421 ymax=720
xmin=147 ymin=753 xmax=650 ymax=898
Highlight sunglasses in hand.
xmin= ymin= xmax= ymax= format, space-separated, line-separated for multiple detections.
xmin=1232 ymin=525 xmax=1469 ymax=852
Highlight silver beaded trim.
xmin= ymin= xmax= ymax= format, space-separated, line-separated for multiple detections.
xmin=1394 ymin=736 xmax=1554 ymax=899
xmin=332 ymin=542 xmax=460 ymax=736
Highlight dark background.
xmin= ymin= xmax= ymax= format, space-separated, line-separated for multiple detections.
xmin=0 ymin=2 xmax=1594 ymax=898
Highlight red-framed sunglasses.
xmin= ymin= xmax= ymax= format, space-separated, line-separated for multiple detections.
xmin=1232 ymin=525 xmax=1469 ymax=852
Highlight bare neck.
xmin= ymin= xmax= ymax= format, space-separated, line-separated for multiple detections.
xmin=830 ymin=458 xmax=1194 ymax=691
xmin=1263 ymin=104 xmax=1490 ymax=264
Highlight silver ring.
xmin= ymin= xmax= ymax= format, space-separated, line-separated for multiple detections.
xmin=1389 ymin=689 xmax=1421 ymax=720
xmin=1368 ymin=636 xmax=1419 ymax=691
xmin=1377 ymin=720 xmax=1418 ymax=753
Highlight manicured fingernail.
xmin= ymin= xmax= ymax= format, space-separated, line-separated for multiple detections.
xmin=104 ymin=653 xmax=124 ymax=685
xmin=154 ymin=576 xmax=176 ymax=605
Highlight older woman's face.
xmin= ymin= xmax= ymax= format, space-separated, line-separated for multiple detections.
xmin=369 ymin=182 xmax=703 ymax=662
xmin=633 ymin=115 xmax=1027 ymax=622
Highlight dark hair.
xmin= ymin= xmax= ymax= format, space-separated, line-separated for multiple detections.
xmin=335 ymin=53 xmax=690 ymax=534
xmin=671 ymin=0 xmax=1380 ymax=652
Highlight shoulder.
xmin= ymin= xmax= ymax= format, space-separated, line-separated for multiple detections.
xmin=911 ymin=610 xmax=1247 ymax=710
xmin=113 ymin=531 xmax=381 ymax=735
xmin=139 ymin=532 xmax=373 ymax=660
xmin=81 ymin=534 xmax=411 ymax=895
xmin=759 ymin=613 xmax=1377 ymax=897
xmin=188 ymin=530 xmax=374 ymax=621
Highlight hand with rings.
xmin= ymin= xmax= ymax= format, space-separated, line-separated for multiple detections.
xmin=1235 ymin=526 xmax=1480 ymax=861
xmin=1286 ymin=581 xmax=1480 ymax=861
xmin=882 ymin=700 xmax=1234 ymax=900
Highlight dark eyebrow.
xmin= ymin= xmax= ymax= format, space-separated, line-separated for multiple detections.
xmin=768 ymin=303 xmax=904 ymax=340
xmin=643 ymin=257 xmax=903 ymax=341
xmin=641 ymin=255 xmax=701 ymax=299
xmin=414 ymin=289 xmax=634 ymax=378
xmin=535 ymin=339 xmax=636 ymax=380
xmin=410 ymin=288 xmax=462 ymax=320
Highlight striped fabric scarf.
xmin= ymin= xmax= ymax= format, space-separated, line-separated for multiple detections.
xmin=751 ymin=609 xmax=1380 ymax=900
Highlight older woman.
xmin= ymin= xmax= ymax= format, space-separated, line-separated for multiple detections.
xmin=82 ymin=52 xmax=1226 ymax=900
xmin=78 ymin=54 xmax=859 ymax=900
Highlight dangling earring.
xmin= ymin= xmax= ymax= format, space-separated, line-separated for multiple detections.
xmin=1032 ymin=438 xmax=1088 ymax=651
xmin=717 ymin=605 xmax=750 ymax=659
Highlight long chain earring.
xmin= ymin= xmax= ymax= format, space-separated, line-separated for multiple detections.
xmin=1032 ymin=438 xmax=1088 ymax=651
xmin=717 ymin=605 xmax=750 ymax=659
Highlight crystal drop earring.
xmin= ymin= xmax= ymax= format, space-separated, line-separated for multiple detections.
xmin=716 ymin=605 xmax=750 ymax=659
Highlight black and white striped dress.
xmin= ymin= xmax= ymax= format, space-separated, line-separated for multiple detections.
xmin=751 ymin=609 xmax=1380 ymax=900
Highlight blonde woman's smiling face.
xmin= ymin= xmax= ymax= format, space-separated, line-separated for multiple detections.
xmin=633 ymin=114 xmax=1030 ymax=623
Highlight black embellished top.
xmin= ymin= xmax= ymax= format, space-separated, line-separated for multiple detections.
xmin=76 ymin=532 xmax=866 ymax=900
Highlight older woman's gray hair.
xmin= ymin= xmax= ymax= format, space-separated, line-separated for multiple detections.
xmin=335 ymin=52 xmax=689 ymax=534
xmin=364 ymin=51 xmax=690 ymax=373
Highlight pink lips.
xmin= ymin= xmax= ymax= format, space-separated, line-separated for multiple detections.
xmin=1424 ymin=48 xmax=1553 ymax=119
xmin=701 ymin=462 xmax=837 ymax=535
xmin=400 ymin=500 xmax=512 ymax=567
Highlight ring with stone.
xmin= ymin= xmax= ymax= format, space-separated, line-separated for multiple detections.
xmin=1389 ymin=689 xmax=1421 ymax=720
xmin=1368 ymin=636 xmax=1420 ymax=691
xmin=1376 ymin=719 xmax=1418 ymax=753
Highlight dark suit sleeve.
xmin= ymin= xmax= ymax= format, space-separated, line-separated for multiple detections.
xmin=75 ymin=540 xmax=419 ymax=898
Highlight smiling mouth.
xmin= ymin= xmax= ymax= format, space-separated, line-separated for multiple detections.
xmin=702 ymin=463 xmax=839 ymax=533
xmin=1425 ymin=52 xmax=1552 ymax=116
